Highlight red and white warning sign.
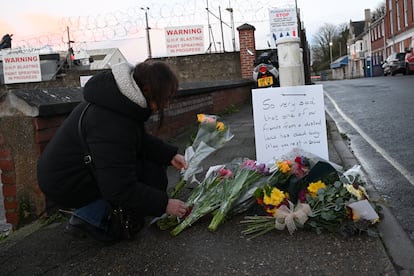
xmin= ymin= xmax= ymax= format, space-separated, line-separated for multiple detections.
xmin=269 ymin=8 xmax=298 ymax=40
xmin=165 ymin=25 xmax=204 ymax=56
xmin=2 ymin=53 xmax=41 ymax=84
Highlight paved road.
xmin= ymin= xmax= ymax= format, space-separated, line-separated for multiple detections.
xmin=322 ymin=75 xmax=414 ymax=241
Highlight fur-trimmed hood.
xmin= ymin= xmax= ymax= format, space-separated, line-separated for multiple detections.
xmin=111 ymin=62 xmax=147 ymax=108
xmin=83 ymin=62 xmax=151 ymax=122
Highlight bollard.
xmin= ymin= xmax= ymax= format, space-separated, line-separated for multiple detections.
xmin=276 ymin=37 xmax=304 ymax=87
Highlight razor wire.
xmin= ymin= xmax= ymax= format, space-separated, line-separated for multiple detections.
xmin=11 ymin=0 xmax=297 ymax=52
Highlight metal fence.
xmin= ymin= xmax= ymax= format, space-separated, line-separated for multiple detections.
xmin=13 ymin=0 xmax=296 ymax=54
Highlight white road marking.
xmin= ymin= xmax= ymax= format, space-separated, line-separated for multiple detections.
xmin=324 ymin=91 xmax=414 ymax=187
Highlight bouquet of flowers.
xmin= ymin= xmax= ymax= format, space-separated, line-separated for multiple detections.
xmin=241 ymin=162 xmax=381 ymax=238
xmin=169 ymin=114 xmax=233 ymax=198
xmin=166 ymin=159 xmax=271 ymax=235
xmin=208 ymin=159 xmax=270 ymax=232
xmin=170 ymin=165 xmax=233 ymax=236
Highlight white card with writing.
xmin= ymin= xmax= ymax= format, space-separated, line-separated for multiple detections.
xmin=252 ymin=85 xmax=328 ymax=163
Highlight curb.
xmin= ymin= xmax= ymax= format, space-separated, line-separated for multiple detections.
xmin=326 ymin=111 xmax=414 ymax=275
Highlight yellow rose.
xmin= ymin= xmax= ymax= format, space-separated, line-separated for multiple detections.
xmin=263 ymin=187 xmax=285 ymax=206
xmin=216 ymin=121 xmax=225 ymax=132
xmin=197 ymin=114 xmax=205 ymax=123
xmin=307 ymin=180 xmax=326 ymax=197
xmin=276 ymin=160 xmax=291 ymax=174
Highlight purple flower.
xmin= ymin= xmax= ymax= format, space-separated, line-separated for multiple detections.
xmin=255 ymin=163 xmax=270 ymax=175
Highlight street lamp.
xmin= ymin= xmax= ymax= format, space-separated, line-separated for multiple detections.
xmin=329 ymin=41 xmax=333 ymax=78
xmin=141 ymin=7 xmax=152 ymax=59
xmin=225 ymin=7 xmax=235 ymax=52
xmin=329 ymin=41 xmax=333 ymax=64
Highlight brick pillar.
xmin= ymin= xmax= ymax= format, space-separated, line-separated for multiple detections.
xmin=237 ymin=23 xmax=256 ymax=79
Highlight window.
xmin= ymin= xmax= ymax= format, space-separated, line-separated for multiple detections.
xmin=404 ymin=0 xmax=408 ymax=26
xmin=389 ymin=0 xmax=394 ymax=34
xmin=396 ymin=0 xmax=401 ymax=31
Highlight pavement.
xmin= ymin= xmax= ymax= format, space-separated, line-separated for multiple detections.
xmin=1 ymin=103 xmax=414 ymax=275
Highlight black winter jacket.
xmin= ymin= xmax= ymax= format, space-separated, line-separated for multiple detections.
xmin=37 ymin=64 xmax=177 ymax=216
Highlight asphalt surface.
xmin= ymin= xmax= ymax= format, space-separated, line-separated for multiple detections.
xmin=322 ymin=76 xmax=414 ymax=242
xmin=1 ymin=102 xmax=414 ymax=276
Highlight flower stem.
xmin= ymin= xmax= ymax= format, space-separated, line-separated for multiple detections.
xmin=208 ymin=210 xmax=225 ymax=232
xmin=170 ymin=179 xmax=186 ymax=198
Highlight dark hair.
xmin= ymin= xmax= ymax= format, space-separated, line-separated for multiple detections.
xmin=133 ymin=61 xmax=179 ymax=127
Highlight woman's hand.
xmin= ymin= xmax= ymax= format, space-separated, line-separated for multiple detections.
xmin=171 ymin=154 xmax=188 ymax=170
xmin=166 ymin=199 xmax=189 ymax=218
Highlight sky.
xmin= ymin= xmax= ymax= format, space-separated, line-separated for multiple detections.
xmin=0 ymin=0 xmax=384 ymax=62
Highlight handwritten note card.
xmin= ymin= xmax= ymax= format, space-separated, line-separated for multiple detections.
xmin=252 ymin=85 xmax=328 ymax=163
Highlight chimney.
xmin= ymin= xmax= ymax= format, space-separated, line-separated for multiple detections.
xmin=237 ymin=23 xmax=256 ymax=79
xmin=364 ymin=9 xmax=371 ymax=29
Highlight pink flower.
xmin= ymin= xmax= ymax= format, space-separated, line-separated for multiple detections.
xmin=298 ymin=188 xmax=307 ymax=203
xmin=218 ymin=168 xmax=233 ymax=178
xmin=241 ymin=159 xmax=256 ymax=170
xmin=292 ymin=156 xmax=310 ymax=178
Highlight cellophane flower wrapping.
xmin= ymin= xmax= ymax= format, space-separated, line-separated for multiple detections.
xmin=168 ymin=158 xmax=271 ymax=235
xmin=208 ymin=159 xmax=271 ymax=232
xmin=170 ymin=165 xmax=231 ymax=236
xmin=241 ymin=150 xmax=381 ymax=238
xmin=169 ymin=114 xmax=234 ymax=198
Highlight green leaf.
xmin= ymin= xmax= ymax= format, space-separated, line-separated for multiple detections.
xmin=335 ymin=197 xmax=344 ymax=204
xmin=321 ymin=211 xmax=334 ymax=220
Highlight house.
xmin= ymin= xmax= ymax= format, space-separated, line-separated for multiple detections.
xmin=369 ymin=15 xmax=386 ymax=77
xmin=330 ymin=55 xmax=349 ymax=79
xmin=384 ymin=0 xmax=414 ymax=58
xmin=346 ymin=1 xmax=414 ymax=79
xmin=347 ymin=9 xmax=371 ymax=79
xmin=87 ymin=48 xmax=128 ymax=70
xmin=56 ymin=48 xmax=128 ymax=71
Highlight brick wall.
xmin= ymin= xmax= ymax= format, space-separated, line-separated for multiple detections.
xmin=33 ymin=116 xmax=67 ymax=154
xmin=0 ymin=81 xmax=251 ymax=229
xmin=127 ymin=83 xmax=252 ymax=139
xmin=0 ymin=133 xmax=18 ymax=226
xmin=157 ymin=52 xmax=242 ymax=82
xmin=0 ymin=53 xmax=244 ymax=96
xmin=0 ymin=116 xmax=41 ymax=227
xmin=0 ymin=22 xmax=257 ymax=228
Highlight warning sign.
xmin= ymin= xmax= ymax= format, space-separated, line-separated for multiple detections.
xmin=269 ymin=8 xmax=298 ymax=41
xmin=165 ymin=25 xmax=205 ymax=56
xmin=2 ymin=53 xmax=42 ymax=84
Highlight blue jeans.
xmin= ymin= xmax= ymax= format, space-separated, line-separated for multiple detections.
xmin=73 ymin=199 xmax=111 ymax=231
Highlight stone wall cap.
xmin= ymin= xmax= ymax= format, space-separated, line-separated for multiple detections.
xmin=178 ymin=79 xmax=254 ymax=96
xmin=237 ymin=23 xmax=256 ymax=31
xmin=4 ymin=87 xmax=83 ymax=117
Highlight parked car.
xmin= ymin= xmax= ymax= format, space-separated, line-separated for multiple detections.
xmin=382 ymin=52 xmax=406 ymax=76
xmin=405 ymin=47 xmax=414 ymax=74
